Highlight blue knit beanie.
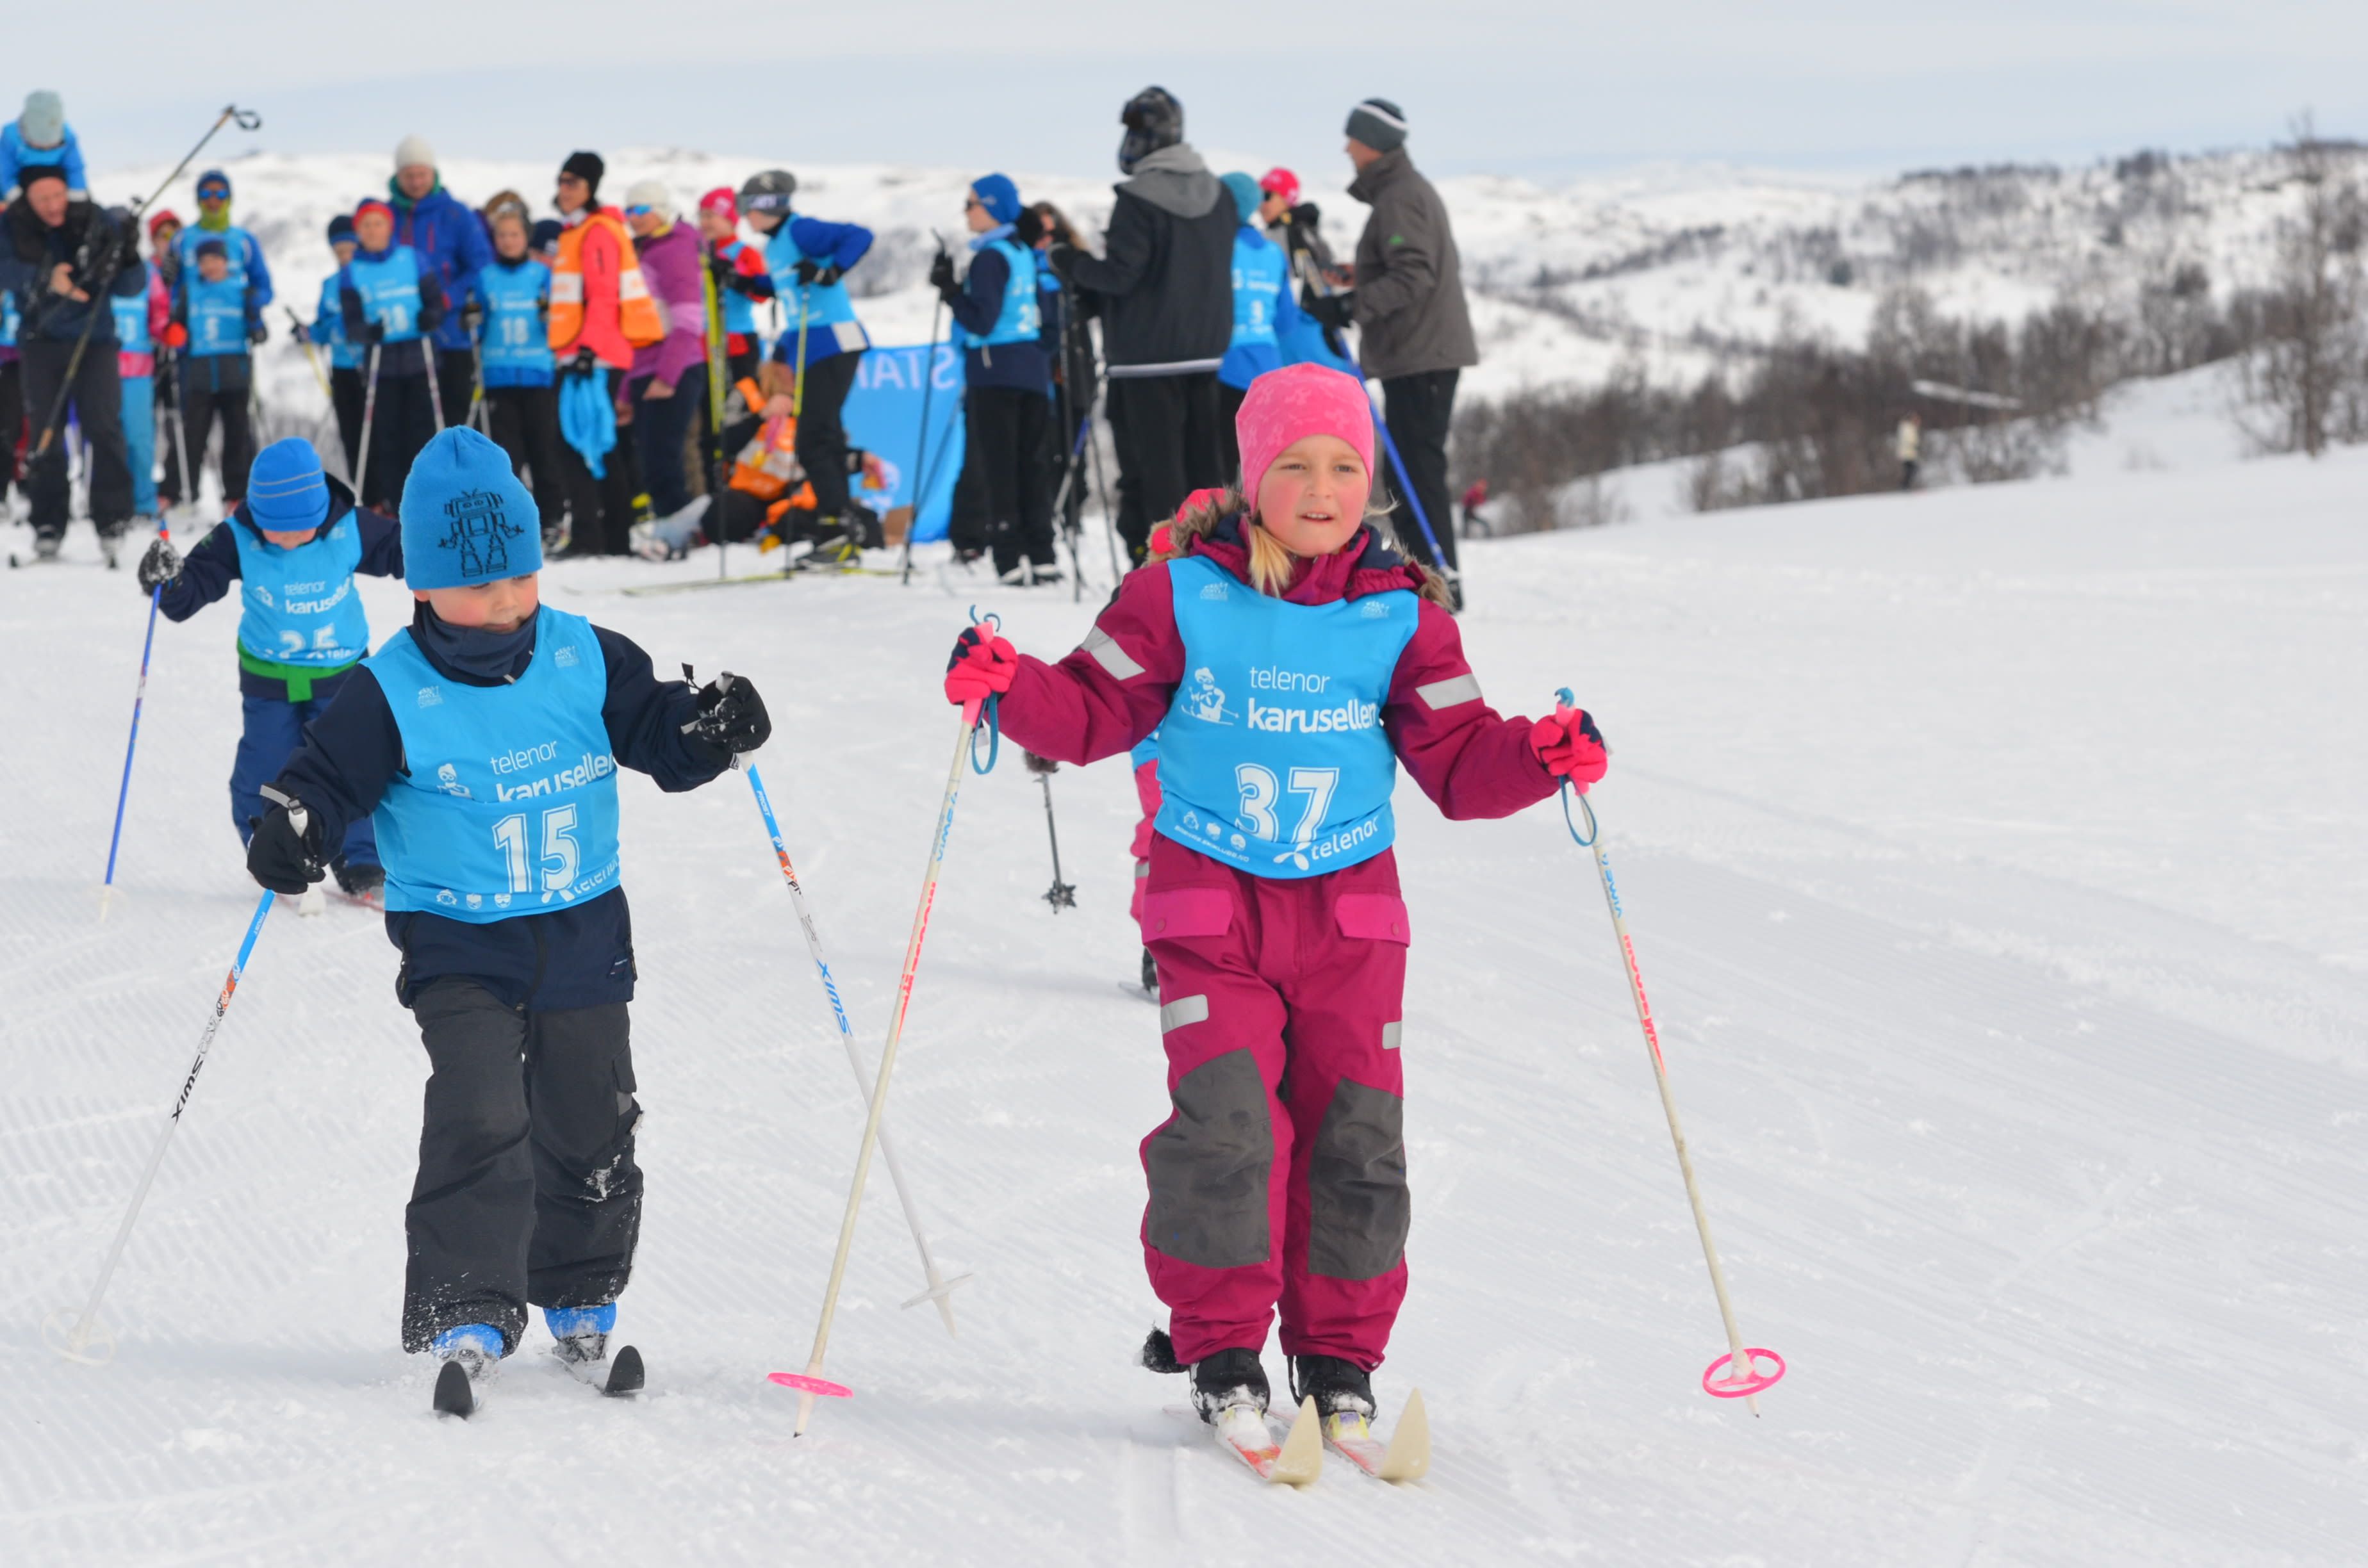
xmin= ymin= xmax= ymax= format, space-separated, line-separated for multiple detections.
xmin=400 ymin=428 xmax=542 ymax=589
xmin=247 ymin=439 xmax=331 ymax=533
xmin=970 ymin=173 xmax=1021 ymax=225
xmin=1221 ymin=172 xmax=1262 ymax=225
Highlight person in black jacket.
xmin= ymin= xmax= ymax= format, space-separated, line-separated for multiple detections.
xmin=1050 ymin=87 xmax=1233 ymax=565
xmin=245 ymin=427 xmax=771 ymax=1400
xmin=0 ymin=163 xmax=145 ymax=557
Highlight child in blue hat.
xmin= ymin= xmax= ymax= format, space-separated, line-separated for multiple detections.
xmin=242 ymin=427 xmax=773 ymax=1415
xmin=137 ymin=437 xmax=404 ymax=899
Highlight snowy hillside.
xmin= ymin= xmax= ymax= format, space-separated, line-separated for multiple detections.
xmin=7 ymin=393 xmax=2367 ymax=1559
xmin=81 ymin=141 xmax=2342 ymax=419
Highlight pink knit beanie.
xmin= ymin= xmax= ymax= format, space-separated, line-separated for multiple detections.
xmin=1235 ymin=364 xmax=1376 ymax=502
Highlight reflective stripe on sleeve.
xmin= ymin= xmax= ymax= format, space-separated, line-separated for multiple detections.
xmin=1083 ymin=626 xmax=1146 ymax=681
xmin=1415 ymin=673 xmax=1482 ymax=710
xmin=1159 ymin=995 xmax=1210 ymax=1033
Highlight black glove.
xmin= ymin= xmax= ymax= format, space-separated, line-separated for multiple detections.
xmin=793 ymin=259 xmax=841 ymax=287
xmin=1013 ymin=208 xmax=1046 ymax=248
xmin=460 ymin=300 xmax=484 ymax=335
xmin=682 ymin=671 xmax=771 ymax=755
xmin=246 ymin=792 xmax=327 ymax=895
xmin=927 ymin=252 xmax=957 ymax=292
xmin=136 ymin=536 xmax=181 ymax=591
xmin=571 ymin=346 xmax=598 ymax=375
xmin=247 ymin=320 xmax=268 ymax=346
xmin=1311 ymin=290 xmax=1356 ymax=331
xmin=1022 ymin=749 xmax=1058 ymax=776
xmin=362 ymin=319 xmax=388 ymax=345
xmin=1043 ymin=242 xmax=1077 ymax=282
xmin=291 ymin=321 xmax=311 ymax=345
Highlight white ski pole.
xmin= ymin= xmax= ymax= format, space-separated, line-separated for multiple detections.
xmin=1554 ymin=691 xmax=1783 ymax=1413
xmin=773 ymin=644 xmax=1000 ymax=1433
xmin=351 ymin=344 xmax=382 ymax=503
xmin=46 ymin=880 xmax=283 ymax=1363
xmin=736 ymin=753 xmax=971 ymax=1335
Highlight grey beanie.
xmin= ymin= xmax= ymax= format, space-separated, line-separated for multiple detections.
xmin=21 ymin=90 xmax=65 ymax=148
xmin=1345 ymin=97 xmax=1408 ymax=155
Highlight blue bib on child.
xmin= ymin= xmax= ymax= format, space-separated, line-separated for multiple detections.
xmin=183 ymin=274 xmax=247 ymax=357
xmin=1229 ymin=234 xmax=1285 ymax=352
xmin=227 ymin=512 xmax=370 ymax=667
xmin=714 ymin=239 xmax=757 ymax=338
xmin=962 ymin=236 xmax=1041 ymax=350
xmin=345 ymin=248 xmax=424 ymax=344
xmin=313 ymin=275 xmax=361 ymax=369
xmin=111 ymin=288 xmax=152 ymax=357
xmin=764 ymin=223 xmax=863 ymax=347
xmin=477 ymin=259 xmax=555 ymax=384
xmin=177 ymin=225 xmax=260 ymax=288
xmin=1151 ymin=553 xmax=1417 ymax=879
xmin=365 ymin=605 xmax=622 ymax=923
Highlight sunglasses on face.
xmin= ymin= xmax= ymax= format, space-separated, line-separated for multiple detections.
xmin=625 ymin=204 xmax=656 ymax=217
xmin=198 ymin=189 xmax=228 ymax=202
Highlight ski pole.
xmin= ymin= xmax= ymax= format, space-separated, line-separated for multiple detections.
xmin=1361 ymin=382 xmax=1457 ymax=596
xmin=29 ymin=106 xmax=261 ymax=466
xmin=1553 ymin=694 xmax=1782 ymax=1413
xmin=100 ymin=521 xmax=171 ymax=913
xmin=423 ymin=336 xmax=447 ymax=436
xmin=46 ymin=881 xmax=282 ymax=1364
xmin=284 ymin=307 xmax=334 ymax=405
xmin=351 ymin=344 xmax=382 ymax=503
xmin=738 ymin=755 xmax=971 ymax=1335
xmin=898 ymin=291 xmax=946 ymax=586
xmin=702 ymin=257 xmax=730 ymax=580
xmin=776 ymin=617 xmax=1001 ymax=1433
xmin=163 ymin=348 xmax=195 ymax=519
xmin=1023 ymin=751 xmax=1075 ymax=910
xmin=1082 ymin=368 xmax=1124 ymax=580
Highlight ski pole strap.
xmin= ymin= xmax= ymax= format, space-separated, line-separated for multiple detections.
xmin=236 ymin=647 xmax=361 ymax=703
xmin=967 ymin=605 xmax=1002 ymax=775
xmin=1554 ymin=687 xmax=1599 ymax=847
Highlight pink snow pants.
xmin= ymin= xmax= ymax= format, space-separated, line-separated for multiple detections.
xmin=1139 ymin=832 xmax=1411 ymax=1370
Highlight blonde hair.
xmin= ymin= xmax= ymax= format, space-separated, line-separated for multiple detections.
xmin=1162 ymin=486 xmax=1451 ymax=608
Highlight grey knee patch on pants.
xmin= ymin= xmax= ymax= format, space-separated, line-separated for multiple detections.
xmin=1144 ymin=1049 xmax=1273 ymax=1270
xmin=1307 ymin=1079 xmax=1410 ymax=1280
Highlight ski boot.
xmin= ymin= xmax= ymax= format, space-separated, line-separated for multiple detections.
xmin=1140 ymin=949 xmax=1158 ymax=996
xmin=431 ymin=1322 xmax=504 ymax=1417
xmin=31 ymin=533 xmax=62 ymax=564
xmin=1189 ymin=1346 xmax=1270 ymax=1425
xmin=1291 ymin=1353 xmax=1378 ymax=1448
xmin=547 ymin=1303 xmax=643 ymax=1396
xmin=807 ymin=515 xmax=863 ymax=568
xmin=331 ymin=858 xmax=385 ymax=906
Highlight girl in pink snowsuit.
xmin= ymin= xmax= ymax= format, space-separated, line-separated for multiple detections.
xmin=943 ymin=364 xmax=1608 ymax=1423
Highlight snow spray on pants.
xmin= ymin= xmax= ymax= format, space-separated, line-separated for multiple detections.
xmin=1139 ymin=832 xmax=1410 ymax=1370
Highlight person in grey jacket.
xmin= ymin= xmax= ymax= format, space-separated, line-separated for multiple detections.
xmin=1335 ymin=97 xmax=1477 ymax=596
xmin=1053 ymin=86 xmax=1234 ymax=564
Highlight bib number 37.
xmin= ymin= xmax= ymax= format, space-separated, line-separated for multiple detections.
xmin=1233 ymin=764 xmax=1338 ymax=846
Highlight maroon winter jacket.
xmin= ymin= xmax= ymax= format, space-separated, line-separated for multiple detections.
xmin=998 ymin=518 xmax=1559 ymax=823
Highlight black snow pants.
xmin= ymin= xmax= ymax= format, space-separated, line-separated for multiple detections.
xmin=967 ymin=383 xmax=1053 ymax=576
xmin=400 ymin=978 xmax=643 ymax=1354
xmin=1106 ymin=370 xmax=1222 ymax=565
xmin=791 ymin=349 xmax=862 ymax=520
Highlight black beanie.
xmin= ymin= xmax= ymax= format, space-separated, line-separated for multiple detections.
xmin=1345 ymin=98 xmax=1408 ymax=155
xmin=560 ymin=151 xmax=605 ymax=200
xmin=17 ymin=161 xmax=69 ymax=195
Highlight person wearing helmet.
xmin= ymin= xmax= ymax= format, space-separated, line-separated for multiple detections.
xmin=737 ymin=167 xmax=877 ymax=563
xmin=1048 ymin=86 xmax=1235 ymax=567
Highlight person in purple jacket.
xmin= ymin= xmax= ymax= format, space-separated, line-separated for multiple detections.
xmin=619 ymin=180 xmax=709 ymax=525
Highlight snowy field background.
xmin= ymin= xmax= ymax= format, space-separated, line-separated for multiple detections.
xmin=4 ymin=372 xmax=2367 ymax=1562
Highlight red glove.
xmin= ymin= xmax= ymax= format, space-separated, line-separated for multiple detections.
xmin=944 ymin=624 xmax=1019 ymax=708
xmin=161 ymin=322 xmax=189 ymax=350
xmin=1529 ymin=705 xmax=1607 ymax=787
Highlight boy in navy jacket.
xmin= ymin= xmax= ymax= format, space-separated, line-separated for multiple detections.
xmin=139 ymin=438 xmax=401 ymax=897
xmin=244 ymin=427 xmax=771 ymax=1412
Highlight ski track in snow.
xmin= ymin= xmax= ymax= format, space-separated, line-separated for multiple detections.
xmin=6 ymin=439 xmax=2368 ymax=1564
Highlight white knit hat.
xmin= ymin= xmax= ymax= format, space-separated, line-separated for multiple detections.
xmin=623 ymin=178 xmax=671 ymax=214
xmin=393 ymin=134 xmax=436 ymax=172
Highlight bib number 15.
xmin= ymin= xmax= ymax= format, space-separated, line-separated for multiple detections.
xmin=1234 ymin=764 xmax=1338 ymax=844
xmin=492 ymin=804 xmax=580 ymax=894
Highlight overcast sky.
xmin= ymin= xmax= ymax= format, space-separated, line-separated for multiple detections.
xmin=31 ymin=0 xmax=2368 ymax=186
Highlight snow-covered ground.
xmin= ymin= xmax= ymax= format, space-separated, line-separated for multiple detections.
xmin=6 ymin=418 xmax=2367 ymax=1562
